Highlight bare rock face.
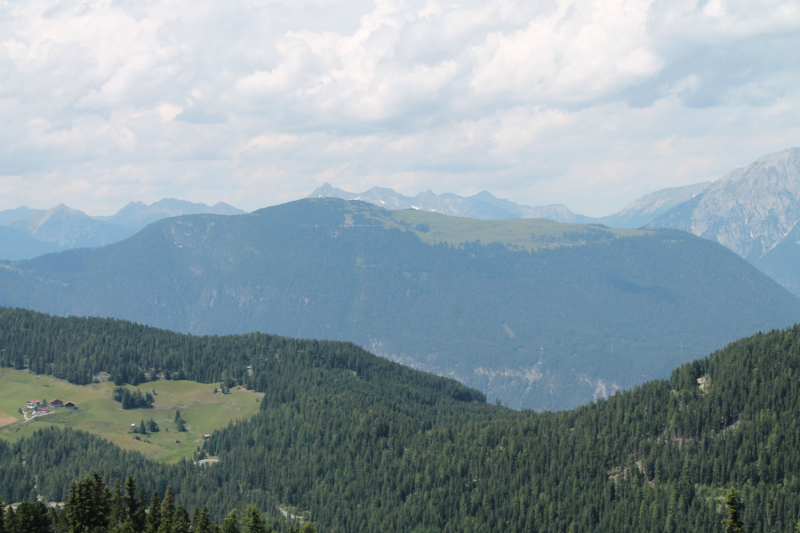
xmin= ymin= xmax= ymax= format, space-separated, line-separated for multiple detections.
xmin=651 ymin=148 xmax=800 ymax=260
xmin=598 ymin=182 xmax=711 ymax=229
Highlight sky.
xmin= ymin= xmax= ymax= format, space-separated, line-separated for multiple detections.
xmin=1 ymin=0 xmax=799 ymax=217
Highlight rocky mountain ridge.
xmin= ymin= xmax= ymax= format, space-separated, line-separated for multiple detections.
xmin=649 ymin=148 xmax=800 ymax=294
xmin=0 ymin=198 xmax=245 ymax=260
xmin=308 ymin=181 xmax=711 ymax=228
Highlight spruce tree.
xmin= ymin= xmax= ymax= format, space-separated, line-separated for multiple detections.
xmin=722 ymin=489 xmax=745 ymax=533
xmin=172 ymin=506 xmax=191 ymax=533
xmin=222 ymin=509 xmax=240 ymax=533
xmin=65 ymin=479 xmax=83 ymax=532
xmin=157 ymin=487 xmax=175 ymax=533
xmin=147 ymin=491 xmax=162 ymax=533
xmin=134 ymin=490 xmax=148 ymax=532
xmin=243 ymin=506 xmax=267 ymax=533
xmin=0 ymin=494 xmax=5 ymax=533
xmin=4 ymin=508 xmax=15 ymax=533
xmin=140 ymin=420 xmax=148 ymax=436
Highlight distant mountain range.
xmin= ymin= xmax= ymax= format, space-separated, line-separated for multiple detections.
xmin=0 ymin=199 xmax=244 ymax=260
xmin=1 ymin=198 xmax=797 ymax=410
xmin=313 ymin=149 xmax=800 ymax=296
xmin=308 ymin=181 xmax=712 ymax=228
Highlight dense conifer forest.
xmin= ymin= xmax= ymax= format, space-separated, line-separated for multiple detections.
xmin=0 ymin=473 xmax=308 ymax=533
xmin=3 ymin=308 xmax=800 ymax=531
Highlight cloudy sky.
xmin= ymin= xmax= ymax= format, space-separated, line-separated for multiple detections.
xmin=1 ymin=0 xmax=799 ymax=216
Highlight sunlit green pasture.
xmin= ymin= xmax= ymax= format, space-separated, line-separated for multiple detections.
xmin=0 ymin=369 xmax=262 ymax=463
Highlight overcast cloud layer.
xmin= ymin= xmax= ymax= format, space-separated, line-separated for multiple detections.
xmin=1 ymin=0 xmax=799 ymax=216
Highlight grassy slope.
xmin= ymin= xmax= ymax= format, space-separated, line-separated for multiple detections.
xmin=353 ymin=201 xmax=646 ymax=250
xmin=0 ymin=369 xmax=261 ymax=463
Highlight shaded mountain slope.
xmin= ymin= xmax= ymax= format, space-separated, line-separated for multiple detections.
xmin=3 ymin=309 xmax=800 ymax=531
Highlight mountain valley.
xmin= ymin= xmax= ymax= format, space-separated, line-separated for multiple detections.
xmin=0 ymin=198 xmax=797 ymax=410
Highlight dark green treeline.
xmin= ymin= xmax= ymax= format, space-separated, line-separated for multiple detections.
xmin=0 ymin=473 xmax=313 ymax=533
xmin=4 ymin=308 xmax=800 ymax=531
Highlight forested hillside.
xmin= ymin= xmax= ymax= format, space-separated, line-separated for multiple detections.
xmin=3 ymin=309 xmax=800 ymax=531
xmin=1 ymin=199 xmax=798 ymax=410
xmin=0 ymin=472 xmax=296 ymax=533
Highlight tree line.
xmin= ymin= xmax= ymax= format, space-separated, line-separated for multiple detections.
xmin=0 ymin=473 xmax=316 ymax=533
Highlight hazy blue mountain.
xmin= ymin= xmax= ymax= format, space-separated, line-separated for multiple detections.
xmin=1 ymin=198 xmax=797 ymax=410
xmin=4 ymin=204 xmax=133 ymax=249
xmin=309 ymin=183 xmax=579 ymax=221
xmin=596 ymin=182 xmax=712 ymax=228
xmin=649 ymin=148 xmax=800 ymax=294
xmin=0 ymin=206 xmax=43 ymax=225
xmin=0 ymin=225 xmax=60 ymax=260
xmin=0 ymin=198 xmax=246 ymax=261
xmin=98 ymin=198 xmax=245 ymax=230
xmin=308 ymin=182 xmax=712 ymax=228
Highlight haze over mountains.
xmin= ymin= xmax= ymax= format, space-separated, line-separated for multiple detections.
xmin=314 ymin=148 xmax=800 ymax=296
xmin=0 ymin=199 xmax=244 ymax=260
xmin=309 ymin=181 xmax=712 ymax=228
xmin=1 ymin=198 xmax=797 ymax=410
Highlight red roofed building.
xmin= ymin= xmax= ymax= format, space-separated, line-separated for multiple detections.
xmin=65 ymin=401 xmax=77 ymax=409
xmin=50 ymin=399 xmax=63 ymax=407
xmin=26 ymin=400 xmax=41 ymax=409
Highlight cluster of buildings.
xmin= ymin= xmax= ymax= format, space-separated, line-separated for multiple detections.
xmin=26 ymin=398 xmax=77 ymax=416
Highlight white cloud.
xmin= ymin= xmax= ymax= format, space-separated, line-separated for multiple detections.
xmin=0 ymin=0 xmax=798 ymax=216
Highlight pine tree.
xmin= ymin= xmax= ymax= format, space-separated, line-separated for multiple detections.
xmin=140 ymin=419 xmax=148 ymax=436
xmin=123 ymin=476 xmax=139 ymax=524
xmin=134 ymin=490 xmax=148 ymax=532
xmin=4 ymin=508 xmax=15 ymax=533
xmin=157 ymin=486 xmax=175 ymax=533
xmin=193 ymin=506 xmax=218 ymax=533
xmin=172 ymin=506 xmax=191 ymax=533
xmin=108 ymin=479 xmax=125 ymax=532
xmin=65 ymin=479 xmax=83 ymax=532
xmin=147 ymin=490 xmax=162 ymax=533
xmin=243 ymin=506 xmax=267 ymax=533
xmin=175 ymin=410 xmax=182 ymax=423
xmin=722 ymin=489 xmax=745 ymax=533
xmin=222 ymin=509 xmax=240 ymax=533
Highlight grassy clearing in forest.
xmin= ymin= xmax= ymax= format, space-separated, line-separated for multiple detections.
xmin=0 ymin=369 xmax=262 ymax=463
